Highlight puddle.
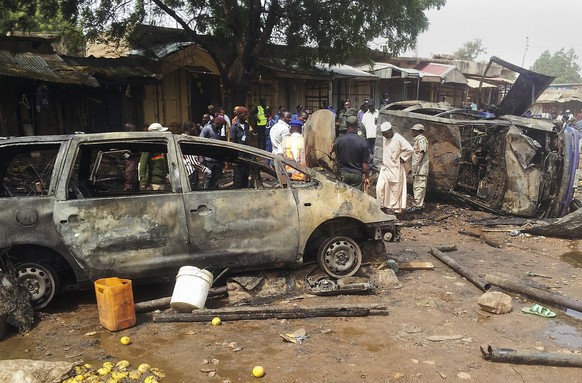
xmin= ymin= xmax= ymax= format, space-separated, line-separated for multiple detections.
xmin=545 ymin=322 xmax=582 ymax=348
xmin=562 ymin=308 xmax=582 ymax=320
xmin=560 ymin=251 xmax=582 ymax=268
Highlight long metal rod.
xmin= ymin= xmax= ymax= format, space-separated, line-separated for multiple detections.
xmin=429 ymin=246 xmax=488 ymax=292
xmin=482 ymin=345 xmax=582 ymax=367
xmin=485 ymin=274 xmax=582 ymax=312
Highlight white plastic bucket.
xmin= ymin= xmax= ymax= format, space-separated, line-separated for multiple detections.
xmin=170 ymin=266 xmax=214 ymax=312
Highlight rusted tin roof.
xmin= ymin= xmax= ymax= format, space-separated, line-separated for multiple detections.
xmin=0 ymin=50 xmax=99 ymax=87
xmin=62 ymin=56 xmax=159 ymax=81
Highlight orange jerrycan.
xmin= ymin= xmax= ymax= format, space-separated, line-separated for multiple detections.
xmin=94 ymin=277 xmax=136 ymax=331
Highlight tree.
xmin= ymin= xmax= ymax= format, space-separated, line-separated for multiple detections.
xmin=453 ymin=39 xmax=487 ymax=61
xmin=2 ymin=0 xmax=446 ymax=107
xmin=531 ymin=48 xmax=582 ymax=84
xmin=0 ymin=0 xmax=84 ymax=54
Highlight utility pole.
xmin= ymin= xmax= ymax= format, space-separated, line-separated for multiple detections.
xmin=521 ymin=37 xmax=529 ymax=67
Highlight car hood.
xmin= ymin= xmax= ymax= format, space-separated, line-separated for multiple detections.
xmin=483 ymin=56 xmax=555 ymax=117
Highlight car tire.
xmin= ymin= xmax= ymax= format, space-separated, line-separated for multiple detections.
xmin=15 ymin=262 xmax=58 ymax=310
xmin=317 ymin=236 xmax=362 ymax=278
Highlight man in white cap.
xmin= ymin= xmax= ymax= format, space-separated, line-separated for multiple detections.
xmin=407 ymin=124 xmax=429 ymax=212
xmin=376 ymin=121 xmax=413 ymax=213
xmin=139 ymin=123 xmax=169 ymax=190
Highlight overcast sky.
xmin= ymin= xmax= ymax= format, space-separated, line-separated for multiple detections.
xmin=403 ymin=0 xmax=582 ymax=70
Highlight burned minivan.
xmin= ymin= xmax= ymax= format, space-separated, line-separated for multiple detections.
xmin=377 ymin=57 xmax=579 ymax=218
xmin=0 ymin=132 xmax=397 ymax=309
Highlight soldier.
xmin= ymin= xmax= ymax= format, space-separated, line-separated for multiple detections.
xmin=406 ymin=124 xmax=429 ymax=212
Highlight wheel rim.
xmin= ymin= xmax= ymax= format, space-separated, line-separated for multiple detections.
xmin=318 ymin=236 xmax=362 ymax=278
xmin=16 ymin=263 xmax=57 ymax=310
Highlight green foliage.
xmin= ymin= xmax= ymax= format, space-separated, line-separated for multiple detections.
xmin=1 ymin=0 xmax=447 ymax=103
xmin=0 ymin=0 xmax=83 ymax=54
xmin=530 ymin=48 xmax=582 ymax=83
xmin=453 ymin=39 xmax=487 ymax=61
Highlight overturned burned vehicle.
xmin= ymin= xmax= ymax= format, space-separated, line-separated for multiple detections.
xmin=378 ymin=57 xmax=579 ymax=218
xmin=0 ymin=132 xmax=397 ymax=309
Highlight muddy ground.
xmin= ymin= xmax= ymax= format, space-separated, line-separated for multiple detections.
xmin=2 ymin=203 xmax=582 ymax=382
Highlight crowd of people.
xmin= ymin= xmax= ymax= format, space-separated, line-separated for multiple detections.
xmin=128 ymin=96 xmax=429 ymax=216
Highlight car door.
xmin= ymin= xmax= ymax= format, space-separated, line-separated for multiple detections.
xmin=53 ymin=135 xmax=190 ymax=280
xmin=179 ymin=140 xmax=300 ymax=270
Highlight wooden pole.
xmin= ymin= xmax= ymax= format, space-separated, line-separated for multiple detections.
xmin=152 ymin=304 xmax=388 ymax=322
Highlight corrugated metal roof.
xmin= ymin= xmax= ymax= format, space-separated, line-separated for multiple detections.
xmin=62 ymin=57 xmax=159 ymax=81
xmin=0 ymin=50 xmax=99 ymax=87
xmin=414 ymin=62 xmax=454 ymax=76
xmin=467 ymin=78 xmax=498 ymax=88
xmin=315 ymin=63 xmax=377 ymax=79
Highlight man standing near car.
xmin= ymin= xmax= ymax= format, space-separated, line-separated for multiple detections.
xmin=251 ymin=98 xmax=269 ymax=150
xmin=270 ymin=111 xmax=292 ymax=155
xmin=140 ymin=123 xmax=170 ymax=191
xmin=376 ymin=122 xmax=413 ymax=213
xmin=231 ymin=107 xmax=251 ymax=187
xmin=407 ymin=124 xmax=429 ymax=212
xmin=199 ymin=116 xmax=227 ymax=189
xmin=122 ymin=122 xmax=140 ymax=191
xmin=361 ymin=101 xmax=378 ymax=164
xmin=333 ymin=116 xmax=370 ymax=191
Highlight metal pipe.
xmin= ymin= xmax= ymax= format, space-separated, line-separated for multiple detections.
xmin=482 ymin=345 xmax=582 ymax=367
xmin=485 ymin=274 xmax=582 ymax=312
xmin=429 ymin=247 xmax=488 ymax=292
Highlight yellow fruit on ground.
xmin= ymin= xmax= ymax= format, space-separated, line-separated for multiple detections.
xmin=252 ymin=365 xmax=265 ymax=378
xmin=137 ymin=363 xmax=151 ymax=373
xmin=211 ymin=317 xmax=221 ymax=326
xmin=115 ymin=360 xmax=130 ymax=370
xmin=128 ymin=370 xmax=142 ymax=380
xmin=97 ymin=367 xmax=111 ymax=376
xmin=144 ymin=376 xmax=158 ymax=383
xmin=112 ymin=371 xmax=128 ymax=379
xmin=74 ymin=375 xmax=85 ymax=382
xmin=120 ymin=336 xmax=132 ymax=345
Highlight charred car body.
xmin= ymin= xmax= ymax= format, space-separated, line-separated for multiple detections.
xmin=377 ymin=57 xmax=579 ymax=218
xmin=0 ymin=132 xmax=397 ymax=309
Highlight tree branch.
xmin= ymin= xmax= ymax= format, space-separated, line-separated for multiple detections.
xmin=149 ymin=0 xmax=230 ymax=85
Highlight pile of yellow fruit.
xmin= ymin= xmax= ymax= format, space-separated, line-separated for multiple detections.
xmin=60 ymin=360 xmax=165 ymax=383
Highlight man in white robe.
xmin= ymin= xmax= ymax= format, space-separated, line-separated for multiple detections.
xmin=376 ymin=122 xmax=414 ymax=213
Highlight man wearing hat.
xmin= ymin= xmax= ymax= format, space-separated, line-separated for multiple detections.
xmin=338 ymin=107 xmax=366 ymax=139
xmin=333 ymin=115 xmax=370 ymax=190
xmin=407 ymin=124 xmax=429 ymax=212
xmin=376 ymin=122 xmax=413 ymax=213
xmin=282 ymin=118 xmax=307 ymax=180
xmin=139 ymin=123 xmax=170 ymax=191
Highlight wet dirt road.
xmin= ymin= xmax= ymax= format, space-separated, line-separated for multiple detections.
xmin=2 ymin=204 xmax=582 ymax=382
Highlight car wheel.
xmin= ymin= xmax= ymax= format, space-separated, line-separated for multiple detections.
xmin=15 ymin=263 xmax=58 ymax=310
xmin=317 ymin=236 xmax=362 ymax=278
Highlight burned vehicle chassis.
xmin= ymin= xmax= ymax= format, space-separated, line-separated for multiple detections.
xmin=0 ymin=133 xmax=397 ymax=309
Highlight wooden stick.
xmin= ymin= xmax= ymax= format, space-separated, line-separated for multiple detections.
xmin=135 ymin=286 xmax=228 ymax=313
xmin=152 ymin=304 xmax=388 ymax=322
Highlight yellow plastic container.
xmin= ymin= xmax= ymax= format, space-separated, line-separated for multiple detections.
xmin=94 ymin=277 xmax=136 ymax=331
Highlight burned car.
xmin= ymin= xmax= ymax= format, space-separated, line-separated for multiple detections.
xmin=0 ymin=132 xmax=397 ymax=309
xmin=377 ymin=57 xmax=579 ymax=218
